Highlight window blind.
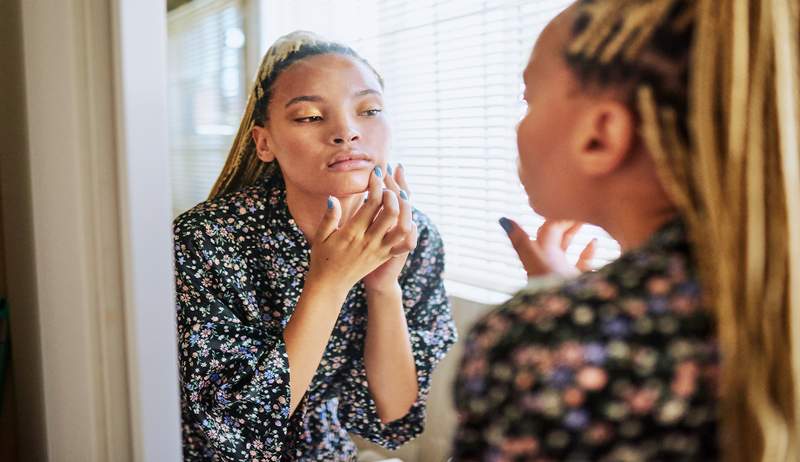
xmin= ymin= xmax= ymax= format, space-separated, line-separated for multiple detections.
xmin=358 ymin=0 xmax=622 ymax=294
xmin=168 ymin=0 xmax=247 ymax=217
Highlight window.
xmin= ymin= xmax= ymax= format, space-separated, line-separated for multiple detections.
xmin=357 ymin=0 xmax=620 ymax=295
xmin=168 ymin=0 xmax=247 ymax=216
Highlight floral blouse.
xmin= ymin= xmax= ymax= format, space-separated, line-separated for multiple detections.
xmin=173 ymin=171 xmax=457 ymax=461
xmin=452 ymin=219 xmax=718 ymax=461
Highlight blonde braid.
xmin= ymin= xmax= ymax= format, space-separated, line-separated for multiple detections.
xmin=569 ymin=1 xmax=800 ymax=460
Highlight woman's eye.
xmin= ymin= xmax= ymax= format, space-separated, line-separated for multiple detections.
xmin=294 ymin=115 xmax=323 ymax=123
xmin=361 ymin=108 xmax=383 ymax=117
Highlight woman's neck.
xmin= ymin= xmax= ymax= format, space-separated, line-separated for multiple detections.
xmin=597 ymin=205 xmax=679 ymax=252
xmin=284 ymin=181 xmax=363 ymax=239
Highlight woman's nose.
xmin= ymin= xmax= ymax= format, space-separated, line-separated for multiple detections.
xmin=330 ymin=121 xmax=361 ymax=145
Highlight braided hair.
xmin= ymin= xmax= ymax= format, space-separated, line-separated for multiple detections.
xmin=565 ymin=1 xmax=800 ymax=460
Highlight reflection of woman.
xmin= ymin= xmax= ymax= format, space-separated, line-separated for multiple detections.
xmin=173 ymin=31 xmax=456 ymax=461
xmin=454 ymin=1 xmax=799 ymax=461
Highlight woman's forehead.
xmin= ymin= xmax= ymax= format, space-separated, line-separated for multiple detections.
xmin=525 ymin=12 xmax=572 ymax=83
xmin=272 ymin=54 xmax=382 ymax=100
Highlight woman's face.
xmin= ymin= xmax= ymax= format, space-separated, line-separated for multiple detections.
xmin=255 ymin=53 xmax=390 ymax=198
xmin=516 ymin=7 xmax=593 ymax=219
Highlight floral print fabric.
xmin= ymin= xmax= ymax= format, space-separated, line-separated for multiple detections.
xmin=453 ymin=219 xmax=718 ymax=461
xmin=173 ymin=171 xmax=457 ymax=461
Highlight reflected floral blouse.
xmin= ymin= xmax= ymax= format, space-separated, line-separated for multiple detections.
xmin=173 ymin=171 xmax=457 ymax=461
xmin=453 ymin=219 xmax=718 ymax=461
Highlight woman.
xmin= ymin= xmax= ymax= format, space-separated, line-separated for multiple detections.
xmin=453 ymin=1 xmax=799 ymax=461
xmin=173 ymin=31 xmax=456 ymax=461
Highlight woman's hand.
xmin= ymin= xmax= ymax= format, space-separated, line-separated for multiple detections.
xmin=499 ymin=217 xmax=596 ymax=278
xmin=363 ymin=163 xmax=417 ymax=292
xmin=306 ymin=166 xmax=410 ymax=293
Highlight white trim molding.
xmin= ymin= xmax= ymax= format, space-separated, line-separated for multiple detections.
xmin=3 ymin=0 xmax=182 ymax=460
xmin=112 ymin=0 xmax=182 ymax=460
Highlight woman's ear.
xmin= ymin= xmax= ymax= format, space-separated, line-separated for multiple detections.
xmin=252 ymin=125 xmax=276 ymax=162
xmin=572 ymin=100 xmax=636 ymax=177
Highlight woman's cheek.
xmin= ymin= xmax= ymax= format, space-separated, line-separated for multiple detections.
xmin=365 ymin=118 xmax=391 ymax=160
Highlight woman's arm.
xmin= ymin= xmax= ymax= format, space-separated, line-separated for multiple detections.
xmin=364 ymin=281 xmax=419 ymax=423
xmin=283 ymin=277 xmax=350 ymax=415
xmin=286 ymin=167 xmax=411 ymax=415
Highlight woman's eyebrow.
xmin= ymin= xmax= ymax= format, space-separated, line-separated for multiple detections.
xmin=355 ymin=89 xmax=382 ymax=97
xmin=284 ymin=89 xmax=381 ymax=108
xmin=285 ymin=95 xmax=323 ymax=108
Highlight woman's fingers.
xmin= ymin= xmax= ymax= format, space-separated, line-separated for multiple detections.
xmin=576 ymin=238 xmax=597 ymax=272
xmin=390 ymin=222 xmax=418 ymax=256
xmin=383 ymin=186 xmax=414 ymax=249
xmin=347 ymin=166 xmax=386 ymax=236
xmin=536 ymin=219 xmax=574 ymax=248
xmin=313 ymin=196 xmax=342 ymax=243
xmin=561 ymin=223 xmax=583 ymax=251
xmin=394 ymin=163 xmax=411 ymax=200
xmin=364 ymin=189 xmax=400 ymax=244
xmin=500 ymin=217 xmax=549 ymax=276
xmin=384 ymin=164 xmax=402 ymax=195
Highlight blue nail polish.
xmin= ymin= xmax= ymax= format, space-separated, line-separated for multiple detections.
xmin=499 ymin=217 xmax=513 ymax=234
xmin=386 ymin=164 xmax=393 ymax=176
xmin=374 ymin=166 xmax=383 ymax=177
xmin=399 ymin=190 xmax=408 ymax=200
xmin=327 ymin=197 xmax=334 ymax=209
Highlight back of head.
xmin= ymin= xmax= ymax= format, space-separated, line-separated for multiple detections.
xmin=563 ymin=0 xmax=800 ymax=460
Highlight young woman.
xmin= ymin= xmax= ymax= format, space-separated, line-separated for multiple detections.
xmin=173 ymin=31 xmax=456 ymax=461
xmin=454 ymin=1 xmax=799 ymax=461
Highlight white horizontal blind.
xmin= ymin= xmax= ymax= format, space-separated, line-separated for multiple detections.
xmin=168 ymin=0 xmax=247 ymax=216
xmin=363 ymin=0 xmax=621 ymax=294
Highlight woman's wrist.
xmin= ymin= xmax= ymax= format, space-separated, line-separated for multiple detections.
xmin=364 ymin=280 xmax=403 ymax=298
xmin=303 ymin=270 xmax=352 ymax=302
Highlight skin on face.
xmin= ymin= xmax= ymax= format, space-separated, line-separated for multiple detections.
xmin=518 ymin=5 xmax=640 ymax=223
xmin=518 ymin=6 xmax=587 ymax=219
xmin=252 ymin=53 xmax=390 ymax=200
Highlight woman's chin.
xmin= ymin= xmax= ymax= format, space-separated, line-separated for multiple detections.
xmin=327 ymin=172 xmax=371 ymax=196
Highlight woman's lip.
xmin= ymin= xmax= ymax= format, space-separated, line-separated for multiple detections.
xmin=327 ymin=159 xmax=373 ymax=172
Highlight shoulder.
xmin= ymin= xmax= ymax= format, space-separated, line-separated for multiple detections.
xmin=173 ymin=184 xmax=269 ymax=246
xmin=463 ymin=240 xmax=710 ymax=374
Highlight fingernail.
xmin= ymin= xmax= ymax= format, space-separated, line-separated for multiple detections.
xmin=386 ymin=163 xmax=393 ymax=176
xmin=499 ymin=217 xmax=513 ymax=234
xmin=399 ymin=190 xmax=408 ymax=200
xmin=327 ymin=196 xmax=334 ymax=209
xmin=374 ymin=166 xmax=383 ymax=178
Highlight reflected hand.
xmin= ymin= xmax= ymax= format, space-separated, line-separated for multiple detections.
xmin=363 ymin=163 xmax=417 ymax=292
xmin=308 ymin=167 xmax=407 ymax=292
xmin=499 ymin=217 xmax=596 ymax=278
